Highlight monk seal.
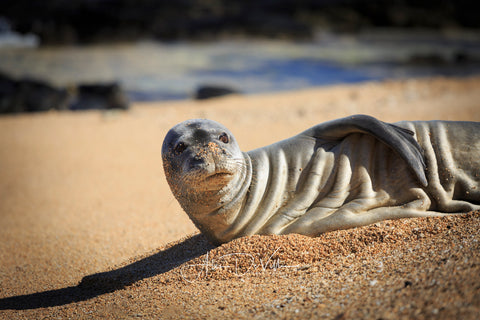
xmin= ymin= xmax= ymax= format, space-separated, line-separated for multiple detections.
xmin=162 ymin=115 xmax=480 ymax=245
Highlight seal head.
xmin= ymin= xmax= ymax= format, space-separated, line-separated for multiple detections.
xmin=162 ymin=119 xmax=248 ymax=235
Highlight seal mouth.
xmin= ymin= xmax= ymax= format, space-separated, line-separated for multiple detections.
xmin=205 ymin=172 xmax=233 ymax=181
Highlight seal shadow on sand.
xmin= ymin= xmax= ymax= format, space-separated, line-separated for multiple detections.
xmin=0 ymin=234 xmax=214 ymax=310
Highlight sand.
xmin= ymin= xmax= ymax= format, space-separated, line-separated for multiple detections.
xmin=0 ymin=76 xmax=479 ymax=319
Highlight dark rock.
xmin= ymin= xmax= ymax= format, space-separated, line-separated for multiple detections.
xmin=452 ymin=51 xmax=479 ymax=64
xmin=0 ymin=72 xmax=129 ymax=114
xmin=0 ymin=72 xmax=18 ymax=113
xmin=406 ymin=53 xmax=448 ymax=65
xmin=70 ymin=83 xmax=129 ymax=111
xmin=16 ymin=78 xmax=70 ymax=112
xmin=194 ymin=85 xmax=240 ymax=100
xmin=0 ymin=72 xmax=70 ymax=113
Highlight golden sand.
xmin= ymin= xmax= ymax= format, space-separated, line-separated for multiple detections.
xmin=1 ymin=76 xmax=480 ymax=319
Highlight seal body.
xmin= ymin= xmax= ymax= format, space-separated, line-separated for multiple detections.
xmin=162 ymin=115 xmax=480 ymax=244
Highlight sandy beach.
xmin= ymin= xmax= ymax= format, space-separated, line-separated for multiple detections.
xmin=0 ymin=76 xmax=479 ymax=319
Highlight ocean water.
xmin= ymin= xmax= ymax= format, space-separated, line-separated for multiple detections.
xmin=1 ymin=30 xmax=480 ymax=101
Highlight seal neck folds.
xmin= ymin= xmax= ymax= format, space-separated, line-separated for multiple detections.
xmin=172 ymin=151 xmax=252 ymax=242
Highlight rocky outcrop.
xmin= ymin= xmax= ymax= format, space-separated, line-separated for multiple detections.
xmin=0 ymin=73 xmax=70 ymax=113
xmin=0 ymin=72 xmax=129 ymax=113
xmin=194 ymin=85 xmax=240 ymax=100
xmin=70 ymin=83 xmax=129 ymax=111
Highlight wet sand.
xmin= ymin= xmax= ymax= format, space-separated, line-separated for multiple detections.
xmin=0 ymin=76 xmax=479 ymax=319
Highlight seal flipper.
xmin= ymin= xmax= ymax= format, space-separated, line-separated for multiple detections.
xmin=302 ymin=114 xmax=428 ymax=187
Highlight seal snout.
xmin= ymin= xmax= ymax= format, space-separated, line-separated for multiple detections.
xmin=192 ymin=153 xmax=206 ymax=165
xmin=186 ymin=143 xmax=225 ymax=173
xmin=188 ymin=151 xmax=212 ymax=171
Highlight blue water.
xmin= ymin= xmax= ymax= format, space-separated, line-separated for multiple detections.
xmin=126 ymin=59 xmax=377 ymax=101
xmin=1 ymin=33 xmax=480 ymax=102
xmin=192 ymin=59 xmax=375 ymax=90
xmin=129 ymin=57 xmax=480 ymax=101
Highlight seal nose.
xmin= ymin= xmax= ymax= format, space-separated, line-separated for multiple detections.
xmin=189 ymin=152 xmax=207 ymax=170
xmin=193 ymin=154 xmax=205 ymax=163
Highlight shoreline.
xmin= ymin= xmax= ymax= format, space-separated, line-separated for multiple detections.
xmin=2 ymin=36 xmax=480 ymax=104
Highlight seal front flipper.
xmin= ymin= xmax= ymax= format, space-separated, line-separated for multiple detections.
xmin=302 ymin=114 xmax=428 ymax=186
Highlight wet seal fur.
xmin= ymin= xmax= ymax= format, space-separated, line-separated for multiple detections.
xmin=162 ymin=115 xmax=480 ymax=244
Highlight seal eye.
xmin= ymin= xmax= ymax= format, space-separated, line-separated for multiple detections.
xmin=174 ymin=142 xmax=187 ymax=154
xmin=219 ymin=132 xmax=229 ymax=144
